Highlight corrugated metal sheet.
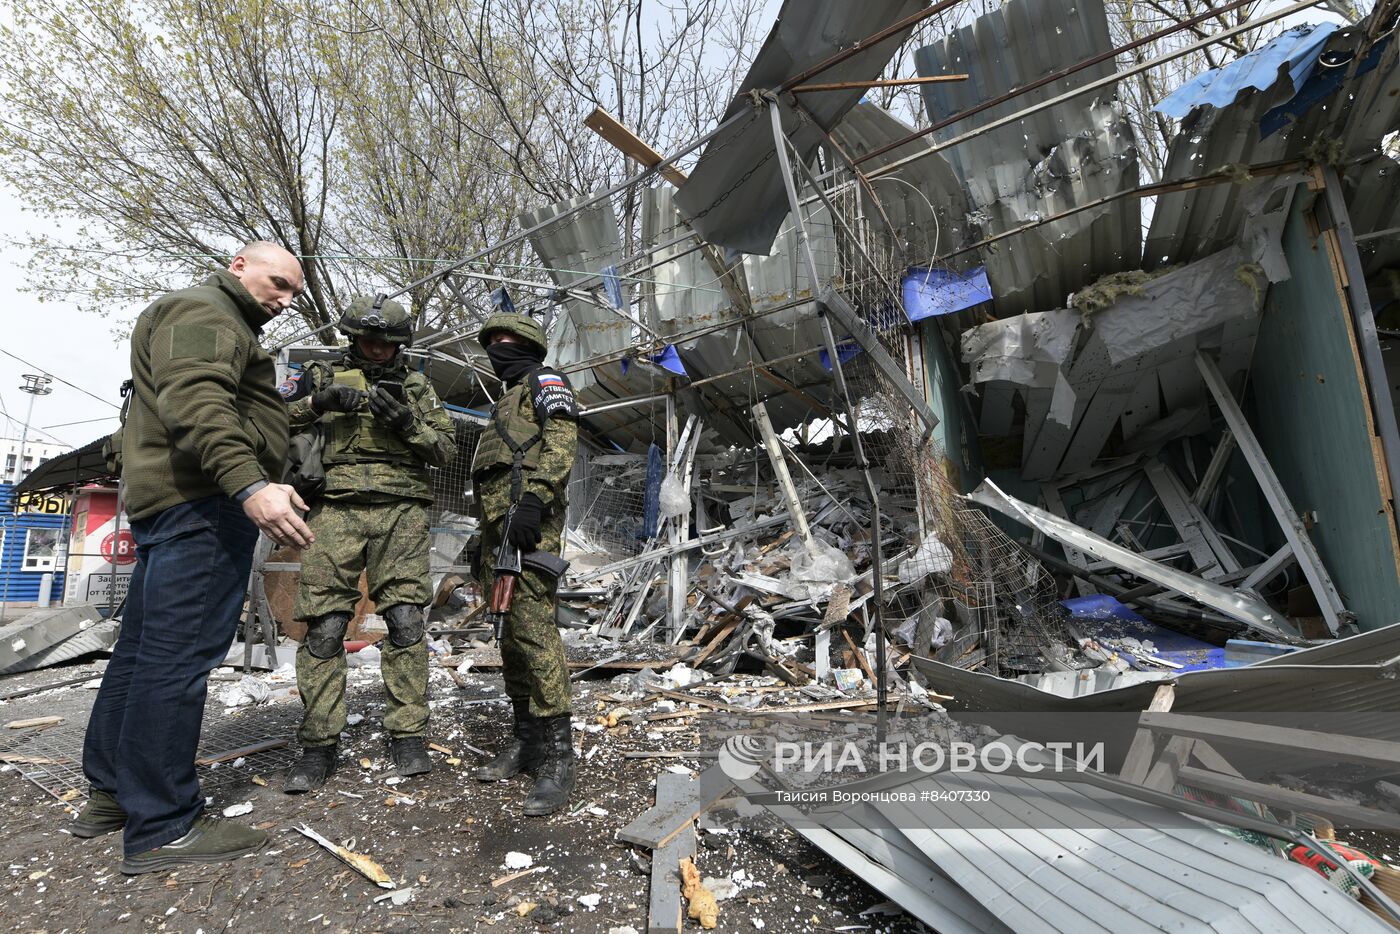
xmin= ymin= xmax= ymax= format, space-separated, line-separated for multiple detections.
xmin=519 ymin=193 xmax=634 ymax=395
xmin=674 ymin=0 xmax=927 ymax=255
xmin=914 ymin=0 xmax=1141 ymax=318
xmin=745 ymin=765 xmax=1394 ymax=933
xmin=1156 ymin=22 xmax=1341 ymax=119
xmin=1145 ymin=25 xmax=1400 ymax=269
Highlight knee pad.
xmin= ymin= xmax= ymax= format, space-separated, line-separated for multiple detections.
xmin=304 ymin=611 xmax=351 ymax=659
xmin=384 ymin=603 xmax=426 ymax=648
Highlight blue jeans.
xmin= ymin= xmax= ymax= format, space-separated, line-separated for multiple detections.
xmin=82 ymin=495 xmax=259 ymax=852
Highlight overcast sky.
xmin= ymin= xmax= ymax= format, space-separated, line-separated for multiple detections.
xmin=0 ymin=185 xmax=134 ymax=450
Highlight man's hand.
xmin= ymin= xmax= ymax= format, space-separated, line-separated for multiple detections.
xmin=242 ymin=483 xmax=315 ymax=548
xmin=507 ymin=493 xmax=545 ymax=551
xmin=311 ymin=384 xmax=364 ymax=414
xmin=367 ymin=385 xmax=414 ymax=432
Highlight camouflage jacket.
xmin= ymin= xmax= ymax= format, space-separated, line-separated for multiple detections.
xmin=286 ymin=357 xmax=456 ymax=503
xmin=472 ymin=368 xmax=578 ymax=522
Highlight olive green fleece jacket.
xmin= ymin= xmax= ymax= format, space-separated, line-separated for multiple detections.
xmin=120 ymin=269 xmax=290 ymax=520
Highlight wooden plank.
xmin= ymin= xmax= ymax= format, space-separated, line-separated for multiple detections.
xmin=618 ymin=766 xmax=734 ymax=850
xmin=1118 ymin=684 xmax=1175 ymax=785
xmin=585 ymin=108 xmax=688 ymax=186
xmin=647 ymin=773 xmax=697 ymax=934
xmin=1176 ymin=766 xmax=1400 ymax=831
xmin=1143 ymin=735 xmax=1195 ymax=792
xmin=5 ymin=716 xmax=64 ymax=730
xmin=1188 ymin=739 xmax=1244 ymax=777
xmin=1139 ymin=712 xmax=1400 ymax=771
xmin=194 ymin=738 xmax=290 ymax=766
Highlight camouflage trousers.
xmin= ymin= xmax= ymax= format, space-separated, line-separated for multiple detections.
xmin=294 ymin=498 xmax=431 ymax=747
xmin=477 ymin=502 xmax=571 ymax=719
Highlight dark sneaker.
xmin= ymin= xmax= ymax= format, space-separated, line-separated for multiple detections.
xmin=121 ymin=816 xmax=267 ymax=875
xmin=522 ymin=714 xmax=576 ymax=817
xmin=390 ymin=736 xmax=431 ymax=777
xmin=284 ymin=745 xmax=337 ymax=794
xmin=71 ymin=788 xmax=126 ymax=838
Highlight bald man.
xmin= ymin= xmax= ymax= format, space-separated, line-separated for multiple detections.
xmin=78 ymin=241 xmax=315 ymax=873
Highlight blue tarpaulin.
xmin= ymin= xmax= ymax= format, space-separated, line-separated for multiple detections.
xmin=651 ymin=344 xmax=688 ymax=377
xmin=1155 ymin=22 xmax=1340 ymax=120
xmin=819 ymin=340 xmax=861 ymax=371
xmin=1261 ymin=33 xmax=1390 ymax=137
xmin=1061 ymin=594 xmax=1225 ymax=672
xmin=901 ymin=266 xmax=993 ymax=321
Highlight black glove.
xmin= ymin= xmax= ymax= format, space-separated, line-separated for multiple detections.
xmin=367 ymin=385 xmax=414 ymax=431
xmin=311 ymin=384 xmax=363 ymax=414
xmin=507 ymin=493 xmax=545 ymax=551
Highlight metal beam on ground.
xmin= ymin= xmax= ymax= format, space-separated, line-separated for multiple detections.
xmin=1195 ymin=351 xmax=1350 ymax=635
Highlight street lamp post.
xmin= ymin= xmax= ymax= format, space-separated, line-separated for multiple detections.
xmin=1 ymin=373 xmax=53 ymax=622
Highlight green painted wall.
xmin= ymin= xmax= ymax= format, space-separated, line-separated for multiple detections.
xmin=1247 ymin=186 xmax=1400 ymax=631
xmin=921 ymin=318 xmax=983 ymax=493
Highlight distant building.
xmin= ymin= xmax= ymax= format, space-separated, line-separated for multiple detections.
xmin=0 ymin=437 xmax=72 ymax=485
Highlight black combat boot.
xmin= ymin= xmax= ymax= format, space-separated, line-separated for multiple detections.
xmin=390 ymin=736 xmax=432 ymax=777
xmin=522 ymin=714 xmax=575 ymax=816
xmin=284 ymin=744 xmax=337 ymax=794
xmin=474 ymin=700 xmax=544 ymax=782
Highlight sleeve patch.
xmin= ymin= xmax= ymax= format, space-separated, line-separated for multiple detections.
xmin=278 ymin=372 xmax=310 ymax=401
xmin=528 ymin=368 xmax=578 ymax=421
xmin=169 ymin=324 xmax=220 ymax=361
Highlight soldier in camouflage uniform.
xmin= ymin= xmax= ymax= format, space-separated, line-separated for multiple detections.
xmin=281 ymin=296 xmax=457 ymax=791
xmin=471 ymin=312 xmax=579 ymax=816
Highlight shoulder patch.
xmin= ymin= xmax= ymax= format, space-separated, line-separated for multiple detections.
xmin=527 ymin=368 xmax=578 ymax=421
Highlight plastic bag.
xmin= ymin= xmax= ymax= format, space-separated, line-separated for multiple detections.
xmin=659 ymin=471 xmax=690 ymax=519
xmin=897 ymin=531 xmax=953 ymax=584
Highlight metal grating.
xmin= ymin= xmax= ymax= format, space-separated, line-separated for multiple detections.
xmin=0 ymin=703 xmax=302 ymax=803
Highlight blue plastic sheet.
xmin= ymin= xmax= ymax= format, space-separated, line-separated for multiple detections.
xmin=901 ymin=266 xmax=993 ymax=321
xmin=650 ymin=344 xmax=689 ymax=377
xmin=819 ymin=340 xmax=861 ymax=371
xmin=1155 ymin=22 xmax=1339 ymax=120
xmin=1061 ymin=594 xmax=1225 ymax=672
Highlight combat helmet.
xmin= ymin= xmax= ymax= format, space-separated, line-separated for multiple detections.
xmin=478 ymin=312 xmax=547 ymax=356
xmin=339 ymin=294 xmax=413 ymax=345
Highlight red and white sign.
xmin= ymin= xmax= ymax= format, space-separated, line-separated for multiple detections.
xmin=101 ymin=529 xmax=137 ymax=566
xmin=65 ymin=486 xmax=134 ymax=610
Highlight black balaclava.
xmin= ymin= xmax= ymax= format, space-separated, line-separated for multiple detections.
xmin=345 ymin=342 xmax=408 ymax=382
xmin=486 ymin=341 xmax=545 ymax=386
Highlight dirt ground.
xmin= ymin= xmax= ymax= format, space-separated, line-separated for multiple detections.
xmin=0 ymin=658 xmax=922 ymax=934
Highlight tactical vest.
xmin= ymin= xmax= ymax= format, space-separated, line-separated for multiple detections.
xmin=471 ymin=381 xmax=545 ymax=492
xmin=322 ymin=367 xmax=419 ymax=467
